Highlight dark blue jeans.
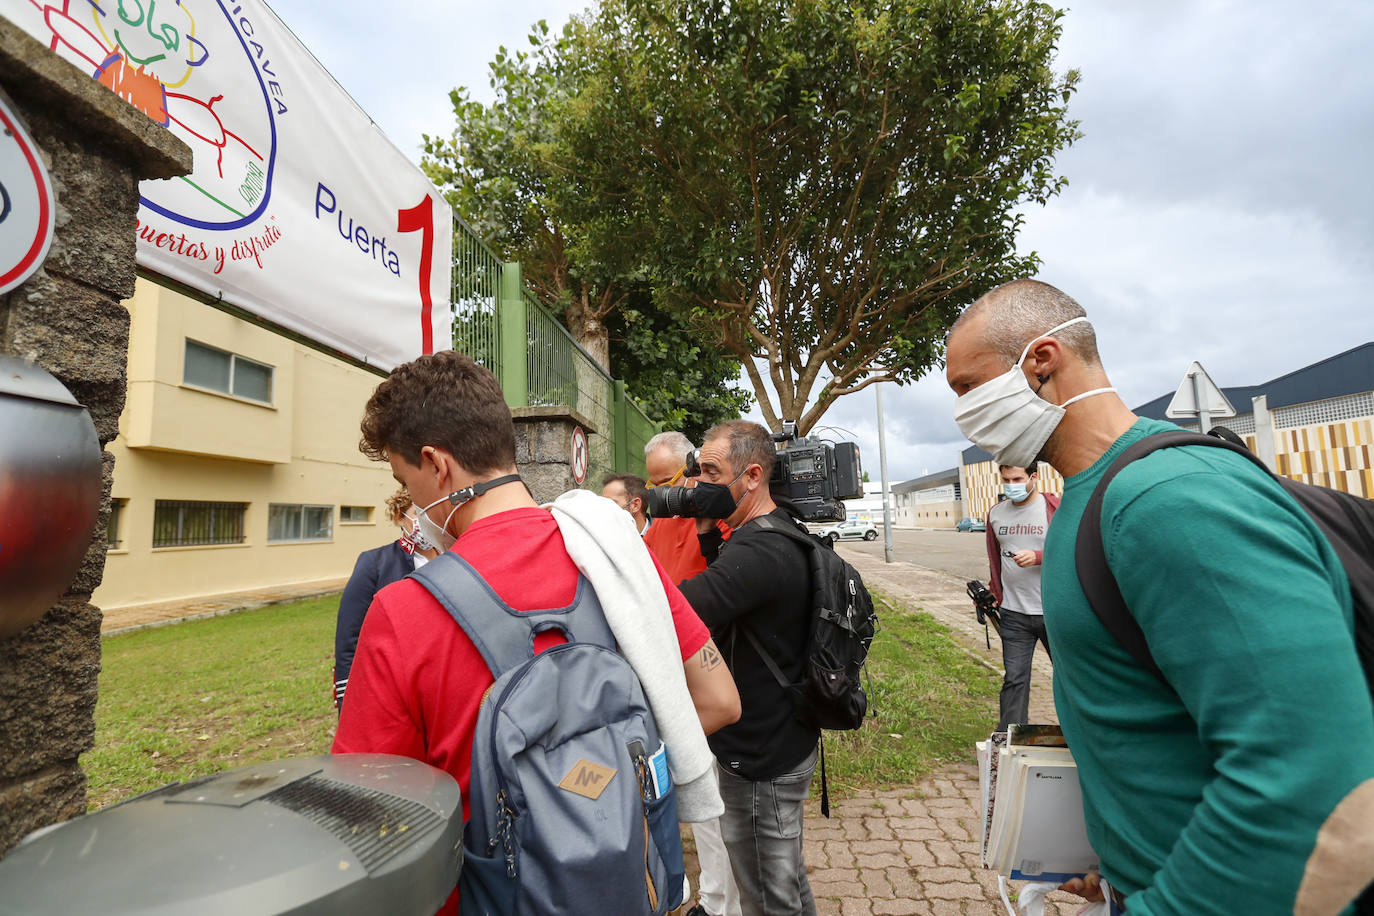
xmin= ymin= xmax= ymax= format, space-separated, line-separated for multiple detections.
xmin=716 ymin=747 xmax=818 ymax=916
xmin=998 ymin=608 xmax=1051 ymax=731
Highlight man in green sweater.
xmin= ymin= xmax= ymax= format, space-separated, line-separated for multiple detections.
xmin=945 ymin=278 xmax=1374 ymax=915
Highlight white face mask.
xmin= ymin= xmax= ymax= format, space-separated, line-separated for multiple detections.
xmin=401 ymin=511 xmax=440 ymax=553
xmin=953 ymin=316 xmax=1116 ymax=468
xmin=413 ymin=495 xmax=460 ymax=553
xmin=1003 ymin=482 xmax=1030 ymax=502
xmin=410 ymin=473 xmax=524 ymax=554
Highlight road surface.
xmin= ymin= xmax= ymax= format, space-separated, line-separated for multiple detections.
xmin=835 ymin=526 xmax=990 ymax=582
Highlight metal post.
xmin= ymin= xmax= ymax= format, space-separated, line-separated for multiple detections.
xmin=1191 ymin=370 xmax=1212 ymax=434
xmin=876 ymin=383 xmax=894 ymax=564
xmin=498 ymin=262 xmax=528 ymax=409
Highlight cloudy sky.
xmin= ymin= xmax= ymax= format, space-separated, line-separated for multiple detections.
xmin=270 ymin=0 xmax=1373 ymax=484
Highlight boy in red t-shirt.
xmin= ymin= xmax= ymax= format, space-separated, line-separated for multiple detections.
xmin=333 ymin=352 xmax=740 ymax=915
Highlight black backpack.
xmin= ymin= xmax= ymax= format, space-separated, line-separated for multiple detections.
xmin=1076 ymin=429 xmax=1374 ymax=915
xmin=747 ymin=514 xmax=879 ymax=731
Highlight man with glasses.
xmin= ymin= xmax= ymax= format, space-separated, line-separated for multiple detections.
xmin=643 ymin=431 xmax=742 ymax=916
xmin=644 ymin=431 xmax=717 ymax=585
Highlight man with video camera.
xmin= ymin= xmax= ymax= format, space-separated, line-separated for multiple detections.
xmin=665 ymin=420 xmax=820 ymax=916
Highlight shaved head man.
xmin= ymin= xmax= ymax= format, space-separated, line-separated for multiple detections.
xmin=945 ymin=279 xmax=1374 ymax=914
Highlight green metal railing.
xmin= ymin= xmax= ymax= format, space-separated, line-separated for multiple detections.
xmin=449 ymin=218 xmax=657 ymax=484
xmin=451 ymin=215 xmax=503 ymax=378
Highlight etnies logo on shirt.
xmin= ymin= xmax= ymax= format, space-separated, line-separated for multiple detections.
xmin=996 ymin=523 xmax=1046 ymax=537
xmin=558 ymin=759 xmax=617 ymax=800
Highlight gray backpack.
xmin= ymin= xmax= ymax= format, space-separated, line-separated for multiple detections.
xmin=411 ymin=552 xmax=685 ymax=915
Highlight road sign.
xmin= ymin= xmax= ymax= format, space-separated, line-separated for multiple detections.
xmin=1166 ymin=362 xmax=1236 ymax=419
xmin=0 ymin=94 xmax=55 ymax=296
xmin=570 ymin=426 xmax=589 ymax=485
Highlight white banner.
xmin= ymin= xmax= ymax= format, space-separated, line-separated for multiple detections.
xmin=7 ymin=0 xmax=451 ymax=371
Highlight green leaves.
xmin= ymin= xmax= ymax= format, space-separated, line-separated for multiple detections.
xmin=547 ymin=0 xmax=1078 ymax=431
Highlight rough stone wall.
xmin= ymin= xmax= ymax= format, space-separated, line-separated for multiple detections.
xmin=0 ymin=21 xmax=190 ymax=855
xmin=512 ymin=406 xmax=599 ymax=504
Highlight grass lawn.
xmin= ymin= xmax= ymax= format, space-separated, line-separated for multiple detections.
xmin=83 ymin=588 xmax=997 ymax=810
xmin=820 ymin=590 xmax=1000 ymax=796
xmin=83 ymin=594 xmax=341 ymax=810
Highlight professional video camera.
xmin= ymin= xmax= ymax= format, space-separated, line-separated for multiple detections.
xmin=644 ymin=420 xmax=862 ymax=523
xmin=769 ymin=421 xmax=863 ymax=523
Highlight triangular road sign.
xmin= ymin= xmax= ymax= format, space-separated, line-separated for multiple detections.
xmin=1166 ymin=361 xmax=1236 ymax=418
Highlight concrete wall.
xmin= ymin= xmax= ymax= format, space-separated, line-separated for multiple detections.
xmin=0 ymin=21 xmax=191 ymax=856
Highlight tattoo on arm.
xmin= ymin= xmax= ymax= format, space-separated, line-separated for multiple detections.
xmin=700 ymin=645 xmax=722 ymax=670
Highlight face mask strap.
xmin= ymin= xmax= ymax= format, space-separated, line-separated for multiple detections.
xmin=442 ymin=473 xmax=524 ymax=508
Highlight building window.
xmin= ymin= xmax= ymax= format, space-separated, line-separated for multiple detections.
xmin=153 ymin=500 xmax=247 ymax=548
xmin=268 ymin=504 xmax=334 ymax=542
xmin=340 ymin=505 xmax=373 ymax=523
xmin=107 ymin=498 xmax=127 ymax=550
xmin=183 ymin=339 xmax=274 ymax=404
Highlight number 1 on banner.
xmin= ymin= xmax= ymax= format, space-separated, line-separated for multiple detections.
xmin=397 ymin=195 xmax=436 ymax=354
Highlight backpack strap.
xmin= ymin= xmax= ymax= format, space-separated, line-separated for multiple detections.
xmin=409 ymin=551 xmax=616 ymax=678
xmin=737 ymin=514 xmax=817 ymax=689
xmin=1076 ymin=430 xmax=1274 ymax=684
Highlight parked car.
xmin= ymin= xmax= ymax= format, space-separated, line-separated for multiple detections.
xmin=816 ymin=518 xmax=879 ymax=543
xmin=955 ymin=516 xmax=986 ymax=533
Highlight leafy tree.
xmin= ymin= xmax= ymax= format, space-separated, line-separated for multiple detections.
xmin=552 ymin=0 xmax=1080 ymax=433
xmin=422 ymin=22 xmax=750 ymax=435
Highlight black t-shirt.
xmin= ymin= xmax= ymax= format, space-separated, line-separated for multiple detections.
xmin=678 ymin=507 xmax=818 ymax=779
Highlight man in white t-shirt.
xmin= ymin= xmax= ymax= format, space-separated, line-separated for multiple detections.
xmin=984 ymin=464 xmax=1059 ymax=730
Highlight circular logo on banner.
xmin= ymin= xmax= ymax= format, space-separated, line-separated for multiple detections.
xmin=0 ymin=95 xmax=55 ymax=296
xmin=571 ymin=426 xmax=589 ymax=485
xmin=33 ymin=0 xmax=278 ymax=230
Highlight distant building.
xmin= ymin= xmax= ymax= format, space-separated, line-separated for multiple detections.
xmin=891 ymin=467 xmax=963 ymax=529
xmin=95 ymin=279 xmax=396 ymax=618
xmin=955 ymin=341 xmax=1374 ymax=520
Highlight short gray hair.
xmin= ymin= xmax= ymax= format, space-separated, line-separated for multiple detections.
xmin=645 ymin=431 xmax=694 ymax=461
xmin=703 ymin=420 xmax=775 ymax=478
xmin=950 ymin=279 xmax=1102 ymax=367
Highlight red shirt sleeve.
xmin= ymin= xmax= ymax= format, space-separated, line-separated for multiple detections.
xmin=650 ymin=550 xmax=709 ymax=660
xmin=332 ymin=592 xmax=425 ymax=760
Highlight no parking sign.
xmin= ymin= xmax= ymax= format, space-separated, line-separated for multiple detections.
xmin=571 ymin=426 xmax=589 ymax=485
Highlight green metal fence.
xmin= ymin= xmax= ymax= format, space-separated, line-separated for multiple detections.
xmin=451 ymin=215 xmax=503 ymax=378
xmin=449 ymin=218 xmax=657 ymax=485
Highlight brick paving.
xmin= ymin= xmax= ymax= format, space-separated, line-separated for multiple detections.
xmin=790 ymin=548 xmax=1076 ymax=916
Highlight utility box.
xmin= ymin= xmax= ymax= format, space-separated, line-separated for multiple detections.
xmin=0 ymin=754 xmax=463 ymax=915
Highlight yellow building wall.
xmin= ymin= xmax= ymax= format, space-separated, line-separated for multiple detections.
xmin=960 ymin=412 xmax=1372 ymax=520
xmin=95 ymin=279 xmax=398 ymax=612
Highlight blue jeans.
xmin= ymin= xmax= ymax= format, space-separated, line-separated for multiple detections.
xmin=998 ymin=608 xmax=1051 ymax=731
xmin=716 ymin=747 xmax=818 ymax=916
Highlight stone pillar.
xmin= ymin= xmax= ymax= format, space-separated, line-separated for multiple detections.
xmin=0 ymin=21 xmax=191 ymax=855
xmin=512 ymin=406 xmax=599 ymax=504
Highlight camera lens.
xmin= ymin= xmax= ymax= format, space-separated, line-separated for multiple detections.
xmin=646 ymin=485 xmax=698 ymax=519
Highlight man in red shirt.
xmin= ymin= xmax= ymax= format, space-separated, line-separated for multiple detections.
xmin=643 ymin=431 xmax=742 ymax=916
xmin=333 ymin=352 xmax=740 ymax=915
xmin=644 ymin=431 xmax=715 ymax=584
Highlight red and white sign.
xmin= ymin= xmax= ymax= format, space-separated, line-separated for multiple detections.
xmin=6 ymin=0 xmax=451 ymax=370
xmin=571 ymin=426 xmax=589 ymax=485
xmin=0 ymin=94 xmax=55 ymax=296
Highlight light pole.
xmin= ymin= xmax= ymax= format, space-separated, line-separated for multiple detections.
xmin=875 ymin=383 xmax=894 ymax=564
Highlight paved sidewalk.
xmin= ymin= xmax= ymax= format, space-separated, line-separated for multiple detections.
xmin=790 ymin=548 xmax=1073 ymax=916
xmin=99 ymin=578 xmax=347 ymax=635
